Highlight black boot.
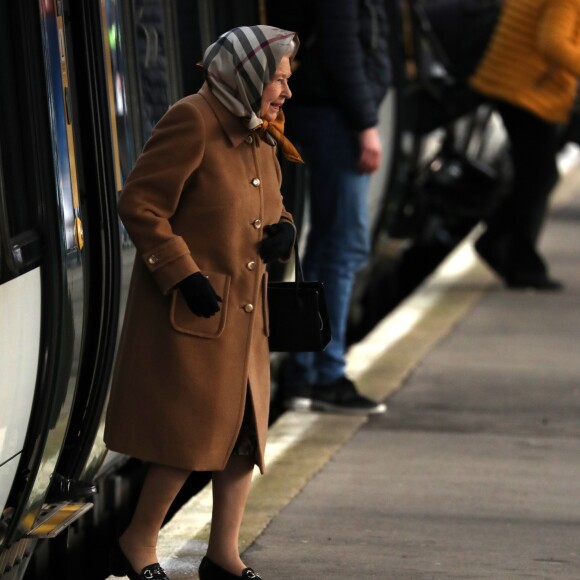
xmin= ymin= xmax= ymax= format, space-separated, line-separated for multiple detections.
xmin=475 ymin=232 xmax=563 ymax=291
xmin=503 ymin=237 xmax=563 ymax=290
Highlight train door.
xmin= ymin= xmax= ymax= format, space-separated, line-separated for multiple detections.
xmin=48 ymin=0 xmax=147 ymax=490
xmin=85 ymin=0 xmax=264 ymax=483
xmin=0 ymin=0 xmax=92 ymax=575
xmin=76 ymin=0 xmax=186 ymax=485
xmin=51 ymin=0 xmax=263 ymax=529
xmin=14 ymin=1 xmax=183 ymax=576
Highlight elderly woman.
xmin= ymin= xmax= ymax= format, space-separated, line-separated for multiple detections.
xmin=105 ymin=25 xmax=300 ymax=580
xmin=470 ymin=0 xmax=580 ymax=290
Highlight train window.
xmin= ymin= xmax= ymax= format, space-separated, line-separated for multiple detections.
xmin=173 ymin=0 xmax=261 ymax=98
xmin=98 ymin=0 xmax=261 ymax=174
xmin=108 ymin=0 xmax=182 ymax=155
xmin=100 ymin=0 xmax=138 ymax=190
xmin=39 ymin=0 xmax=82 ymax=254
xmin=0 ymin=3 xmax=45 ymax=282
xmin=175 ymin=0 xmax=205 ymax=96
xmin=212 ymin=0 xmax=261 ymax=31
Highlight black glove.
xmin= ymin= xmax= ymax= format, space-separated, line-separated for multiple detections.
xmin=178 ymin=272 xmax=222 ymax=318
xmin=258 ymin=221 xmax=295 ymax=263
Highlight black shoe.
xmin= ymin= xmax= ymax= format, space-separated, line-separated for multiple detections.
xmin=198 ymin=556 xmax=262 ymax=579
xmin=506 ymin=273 xmax=564 ymax=291
xmin=291 ymin=377 xmax=387 ymax=415
xmin=109 ymin=540 xmax=169 ymax=580
xmin=475 ymin=235 xmax=563 ymax=291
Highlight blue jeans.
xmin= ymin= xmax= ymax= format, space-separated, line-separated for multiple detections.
xmin=284 ymin=106 xmax=370 ymax=388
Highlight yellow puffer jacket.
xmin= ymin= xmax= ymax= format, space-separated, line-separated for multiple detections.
xmin=470 ymin=0 xmax=580 ymax=123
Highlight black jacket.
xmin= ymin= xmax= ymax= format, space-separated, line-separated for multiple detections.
xmin=268 ymin=0 xmax=391 ymax=131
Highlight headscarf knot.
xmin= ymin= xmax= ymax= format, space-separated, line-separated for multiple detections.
xmin=259 ymin=111 xmax=303 ymax=163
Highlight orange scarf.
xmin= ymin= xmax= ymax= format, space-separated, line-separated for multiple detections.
xmin=260 ymin=110 xmax=304 ymax=164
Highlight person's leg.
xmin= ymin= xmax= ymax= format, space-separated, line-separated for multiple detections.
xmin=206 ymin=454 xmax=255 ymax=575
xmin=284 ymin=106 xmax=384 ymax=413
xmin=119 ymin=463 xmax=191 ymax=573
xmin=284 ymin=106 xmax=368 ymax=380
xmin=477 ymin=101 xmax=560 ymax=285
xmin=309 ymin=164 xmax=370 ymax=384
xmin=305 ymin=158 xmax=386 ymax=412
xmin=496 ymin=101 xmax=559 ymax=242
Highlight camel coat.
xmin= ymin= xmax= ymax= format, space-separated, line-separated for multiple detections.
xmin=104 ymin=84 xmax=293 ymax=473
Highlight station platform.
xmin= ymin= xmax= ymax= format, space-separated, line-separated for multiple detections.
xmin=110 ymin=168 xmax=580 ymax=579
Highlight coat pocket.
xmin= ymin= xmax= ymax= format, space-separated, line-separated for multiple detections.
xmin=170 ymin=271 xmax=231 ymax=338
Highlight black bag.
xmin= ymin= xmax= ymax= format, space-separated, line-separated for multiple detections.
xmin=267 ymin=246 xmax=331 ymax=352
xmin=417 ymin=143 xmax=500 ymax=219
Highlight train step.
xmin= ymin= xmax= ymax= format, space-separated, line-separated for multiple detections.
xmin=27 ymin=502 xmax=93 ymax=539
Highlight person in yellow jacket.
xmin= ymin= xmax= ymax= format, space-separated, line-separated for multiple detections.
xmin=470 ymin=0 xmax=580 ymax=289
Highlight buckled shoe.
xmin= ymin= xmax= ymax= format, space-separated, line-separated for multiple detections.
xmin=109 ymin=540 xmax=169 ymax=579
xmin=198 ymin=556 xmax=262 ymax=579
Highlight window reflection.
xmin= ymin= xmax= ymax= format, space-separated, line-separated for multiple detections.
xmin=40 ymin=0 xmax=76 ymax=253
xmin=100 ymin=1 xmax=135 ymax=333
xmin=101 ymin=0 xmax=135 ymax=191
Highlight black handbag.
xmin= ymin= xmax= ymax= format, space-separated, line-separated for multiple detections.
xmin=267 ymin=246 xmax=331 ymax=352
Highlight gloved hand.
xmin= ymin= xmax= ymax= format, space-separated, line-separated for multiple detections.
xmin=258 ymin=221 xmax=295 ymax=263
xmin=178 ymin=272 xmax=222 ymax=318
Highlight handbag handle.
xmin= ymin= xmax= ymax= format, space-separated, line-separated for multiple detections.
xmin=292 ymin=244 xmax=305 ymax=284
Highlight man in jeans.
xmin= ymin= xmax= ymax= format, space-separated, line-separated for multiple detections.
xmin=268 ymin=0 xmax=391 ymax=414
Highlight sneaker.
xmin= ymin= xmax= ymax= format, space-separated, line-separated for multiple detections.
xmin=287 ymin=377 xmax=386 ymax=415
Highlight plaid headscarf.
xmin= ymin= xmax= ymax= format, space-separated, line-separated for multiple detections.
xmin=202 ymin=25 xmax=303 ymax=163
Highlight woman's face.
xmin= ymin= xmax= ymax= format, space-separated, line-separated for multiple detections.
xmin=260 ymin=55 xmax=292 ymax=122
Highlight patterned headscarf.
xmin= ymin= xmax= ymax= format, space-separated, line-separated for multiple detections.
xmin=202 ymin=25 xmax=303 ymax=163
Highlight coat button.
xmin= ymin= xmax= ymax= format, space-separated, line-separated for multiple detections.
xmin=245 ymin=135 xmax=253 ymax=144
xmin=246 ymin=261 xmax=256 ymax=270
xmin=243 ymin=303 xmax=254 ymax=313
xmin=148 ymin=255 xmax=159 ymax=265
xmin=251 ymin=178 xmax=261 ymax=187
xmin=252 ymin=219 xmax=262 ymax=229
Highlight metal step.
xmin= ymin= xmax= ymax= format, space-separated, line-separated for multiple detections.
xmin=26 ymin=502 xmax=93 ymax=539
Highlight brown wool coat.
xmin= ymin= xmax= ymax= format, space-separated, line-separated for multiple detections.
xmin=104 ymin=84 xmax=293 ymax=473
